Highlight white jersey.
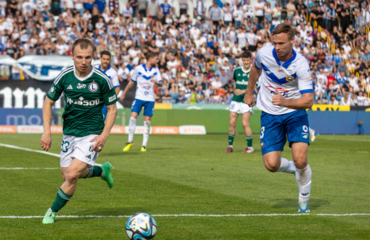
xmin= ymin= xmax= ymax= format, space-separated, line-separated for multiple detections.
xmin=254 ymin=46 xmax=313 ymax=115
xmin=96 ymin=65 xmax=120 ymax=88
xmin=131 ymin=64 xmax=163 ymax=102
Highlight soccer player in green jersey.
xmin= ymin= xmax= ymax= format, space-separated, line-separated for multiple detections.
xmin=40 ymin=39 xmax=118 ymax=224
xmin=225 ymin=51 xmax=255 ymax=153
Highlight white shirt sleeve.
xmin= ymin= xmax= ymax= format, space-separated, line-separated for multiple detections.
xmin=111 ymin=71 xmax=120 ymax=88
xmin=131 ymin=67 xmax=139 ymax=82
xmin=155 ymin=68 xmax=163 ymax=83
xmin=297 ymin=58 xmax=313 ymax=94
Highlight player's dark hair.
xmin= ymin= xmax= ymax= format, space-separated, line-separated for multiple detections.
xmin=241 ymin=51 xmax=252 ymax=59
xmin=272 ymin=23 xmax=296 ymax=40
xmin=72 ymin=38 xmax=95 ymax=56
xmin=100 ymin=50 xmax=111 ymax=59
xmin=146 ymin=51 xmax=159 ymax=60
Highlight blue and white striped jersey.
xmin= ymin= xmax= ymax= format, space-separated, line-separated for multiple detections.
xmin=96 ymin=65 xmax=120 ymax=89
xmin=131 ymin=64 xmax=162 ymax=102
xmin=254 ymin=46 xmax=313 ymax=115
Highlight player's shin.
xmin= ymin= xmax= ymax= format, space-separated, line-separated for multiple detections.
xmin=128 ymin=117 xmax=136 ymax=143
xmin=143 ymin=120 xmax=150 ymax=147
xmin=83 ymin=165 xmax=103 ymax=178
xmin=50 ymin=188 xmax=73 ymax=212
xmin=295 ymin=164 xmax=312 ymax=203
xmin=277 ymin=158 xmax=297 ymax=174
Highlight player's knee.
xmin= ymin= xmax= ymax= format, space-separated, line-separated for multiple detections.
xmin=242 ymin=121 xmax=249 ymax=128
xmin=66 ymin=171 xmax=79 ymax=183
xmin=294 ymin=160 xmax=307 ymax=170
xmin=263 ymin=160 xmax=279 ymax=172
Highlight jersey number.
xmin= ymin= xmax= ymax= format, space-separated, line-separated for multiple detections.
xmin=260 ymin=126 xmax=265 ymax=139
xmin=61 ymin=140 xmax=70 ymax=153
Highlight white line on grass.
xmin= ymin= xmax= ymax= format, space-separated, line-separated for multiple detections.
xmin=325 ymin=138 xmax=370 ymax=142
xmin=1 ymin=213 xmax=370 ymax=219
xmin=0 ymin=143 xmax=60 ymax=157
xmin=0 ymin=168 xmax=59 ymax=170
xmin=0 ymin=143 xmax=103 ymax=168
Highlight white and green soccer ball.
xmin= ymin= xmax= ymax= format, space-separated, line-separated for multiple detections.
xmin=126 ymin=213 xmax=157 ymax=240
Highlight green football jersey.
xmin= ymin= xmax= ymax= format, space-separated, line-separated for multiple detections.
xmin=231 ymin=67 xmax=251 ymax=103
xmin=47 ymin=66 xmax=118 ymax=137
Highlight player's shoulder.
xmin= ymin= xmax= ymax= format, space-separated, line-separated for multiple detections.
xmin=293 ymin=51 xmax=310 ymax=68
xmin=93 ymin=68 xmax=114 ymax=88
xmin=257 ymin=45 xmax=274 ymax=55
xmin=53 ymin=65 xmax=74 ymax=85
xmin=233 ymin=67 xmax=242 ymax=73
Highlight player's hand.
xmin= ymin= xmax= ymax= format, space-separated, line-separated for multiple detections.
xmin=40 ymin=133 xmax=52 ymax=151
xmin=90 ymin=134 xmax=108 ymax=152
xmin=272 ymin=90 xmax=285 ymax=106
xmin=244 ymin=92 xmax=255 ymax=107
xmin=234 ymin=89 xmax=245 ymax=96
xmin=119 ymin=93 xmax=126 ymax=102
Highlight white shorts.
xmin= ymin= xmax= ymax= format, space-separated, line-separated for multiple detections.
xmin=60 ymin=134 xmax=98 ymax=168
xmin=229 ymin=101 xmax=254 ymax=115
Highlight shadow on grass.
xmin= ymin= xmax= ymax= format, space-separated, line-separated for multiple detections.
xmin=75 ymin=207 xmax=149 ymax=217
xmin=272 ymin=198 xmax=330 ymax=210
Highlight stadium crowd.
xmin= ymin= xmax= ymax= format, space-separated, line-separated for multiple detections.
xmin=0 ymin=0 xmax=370 ymax=106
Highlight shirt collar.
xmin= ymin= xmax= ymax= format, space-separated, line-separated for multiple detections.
xmin=272 ymin=48 xmax=297 ymax=69
xmin=142 ymin=63 xmax=152 ymax=72
xmin=99 ymin=65 xmax=110 ymax=73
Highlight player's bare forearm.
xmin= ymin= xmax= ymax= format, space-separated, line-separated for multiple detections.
xmin=42 ymin=97 xmax=55 ymax=134
xmin=274 ymin=92 xmax=314 ymax=110
xmin=41 ymin=97 xmax=55 ymax=151
xmin=115 ymin=87 xmax=120 ymax=95
xmin=101 ymin=104 xmax=117 ymax=137
xmin=120 ymin=81 xmax=135 ymax=101
xmin=246 ymin=64 xmax=261 ymax=95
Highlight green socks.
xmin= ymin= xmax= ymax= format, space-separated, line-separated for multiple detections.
xmin=246 ymin=136 xmax=253 ymax=147
xmin=84 ymin=165 xmax=103 ymax=178
xmin=50 ymin=188 xmax=73 ymax=212
xmin=228 ymin=134 xmax=235 ymax=146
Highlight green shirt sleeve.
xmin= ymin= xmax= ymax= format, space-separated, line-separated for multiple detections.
xmin=101 ymin=79 xmax=118 ymax=106
xmin=47 ymin=77 xmax=64 ymax=101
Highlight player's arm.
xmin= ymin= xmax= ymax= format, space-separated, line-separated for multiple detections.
xmin=272 ymin=91 xmax=313 ymax=109
xmin=41 ymin=97 xmax=55 ymax=151
xmin=120 ymin=67 xmax=138 ymax=102
xmin=244 ymin=63 xmax=262 ymax=106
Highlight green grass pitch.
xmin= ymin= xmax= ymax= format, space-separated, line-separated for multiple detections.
xmin=0 ymin=133 xmax=369 ymax=239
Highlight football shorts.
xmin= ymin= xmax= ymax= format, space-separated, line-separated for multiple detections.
xmin=131 ymin=99 xmax=155 ymax=117
xmin=229 ymin=101 xmax=254 ymax=115
xmin=260 ymin=109 xmax=310 ymax=155
xmin=60 ymin=134 xmax=98 ymax=168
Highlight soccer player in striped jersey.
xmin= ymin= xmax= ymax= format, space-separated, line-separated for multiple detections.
xmin=40 ymin=39 xmax=117 ymax=224
xmin=96 ymin=50 xmax=120 ymax=120
xmin=119 ymin=52 xmax=162 ymax=152
xmin=244 ymin=24 xmax=314 ymax=213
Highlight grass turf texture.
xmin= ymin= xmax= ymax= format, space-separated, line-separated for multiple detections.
xmin=0 ymin=133 xmax=369 ymax=239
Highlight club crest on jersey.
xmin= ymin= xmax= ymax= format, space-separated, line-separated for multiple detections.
xmin=286 ymin=76 xmax=295 ymax=82
xmin=277 ymin=67 xmax=284 ymax=73
xmin=88 ymin=82 xmax=99 ymax=92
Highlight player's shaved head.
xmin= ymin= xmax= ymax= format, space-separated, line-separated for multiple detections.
xmin=272 ymin=23 xmax=296 ymax=40
xmin=72 ymin=38 xmax=95 ymax=56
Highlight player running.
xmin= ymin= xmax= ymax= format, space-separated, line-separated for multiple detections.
xmin=225 ymin=51 xmax=254 ymax=153
xmin=244 ymin=23 xmax=313 ymax=213
xmin=40 ymin=39 xmax=118 ymax=224
xmin=119 ymin=52 xmax=162 ymax=152
xmin=97 ymin=50 xmax=120 ymax=119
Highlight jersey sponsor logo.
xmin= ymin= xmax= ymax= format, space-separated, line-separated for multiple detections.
xmin=66 ymin=97 xmax=100 ymax=106
xmin=286 ymin=76 xmax=295 ymax=82
xmin=236 ymin=80 xmax=249 ymax=85
xmin=67 ymin=85 xmax=73 ymax=90
xmin=142 ymin=85 xmax=152 ymax=90
xmin=88 ymin=82 xmax=99 ymax=92
xmin=266 ymin=86 xmax=289 ymax=97
xmin=238 ymin=74 xmax=241 ymax=76
xmin=48 ymin=86 xmax=55 ymax=97
xmin=108 ymin=95 xmax=117 ymax=102
xmin=277 ymin=67 xmax=284 ymax=73
xmin=77 ymin=83 xmax=86 ymax=89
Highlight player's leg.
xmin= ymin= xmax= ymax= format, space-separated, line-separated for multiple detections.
xmin=124 ymin=99 xmax=141 ymax=152
xmin=240 ymin=111 xmax=254 ymax=153
xmin=286 ymin=111 xmax=312 ymax=212
xmin=226 ymin=101 xmax=239 ymax=153
xmin=141 ymin=101 xmax=154 ymax=152
xmin=262 ymin=151 xmax=296 ymax=173
xmin=43 ymin=158 xmax=88 ymax=224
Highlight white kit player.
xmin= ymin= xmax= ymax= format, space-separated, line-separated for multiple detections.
xmin=244 ymin=23 xmax=314 ymax=213
xmin=97 ymin=50 xmax=120 ymax=119
xmin=119 ymin=52 xmax=162 ymax=152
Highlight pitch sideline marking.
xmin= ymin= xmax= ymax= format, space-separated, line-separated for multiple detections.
xmin=1 ymin=213 xmax=370 ymax=219
xmin=325 ymin=138 xmax=370 ymax=142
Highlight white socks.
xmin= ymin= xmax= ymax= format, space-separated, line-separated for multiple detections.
xmin=143 ymin=120 xmax=150 ymax=147
xmin=277 ymin=158 xmax=296 ymax=173
xmin=278 ymin=158 xmax=312 ymax=203
xmin=128 ymin=117 xmax=136 ymax=143
xmin=295 ymin=164 xmax=312 ymax=203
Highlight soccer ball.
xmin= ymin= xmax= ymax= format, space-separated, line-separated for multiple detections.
xmin=126 ymin=213 xmax=157 ymax=240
